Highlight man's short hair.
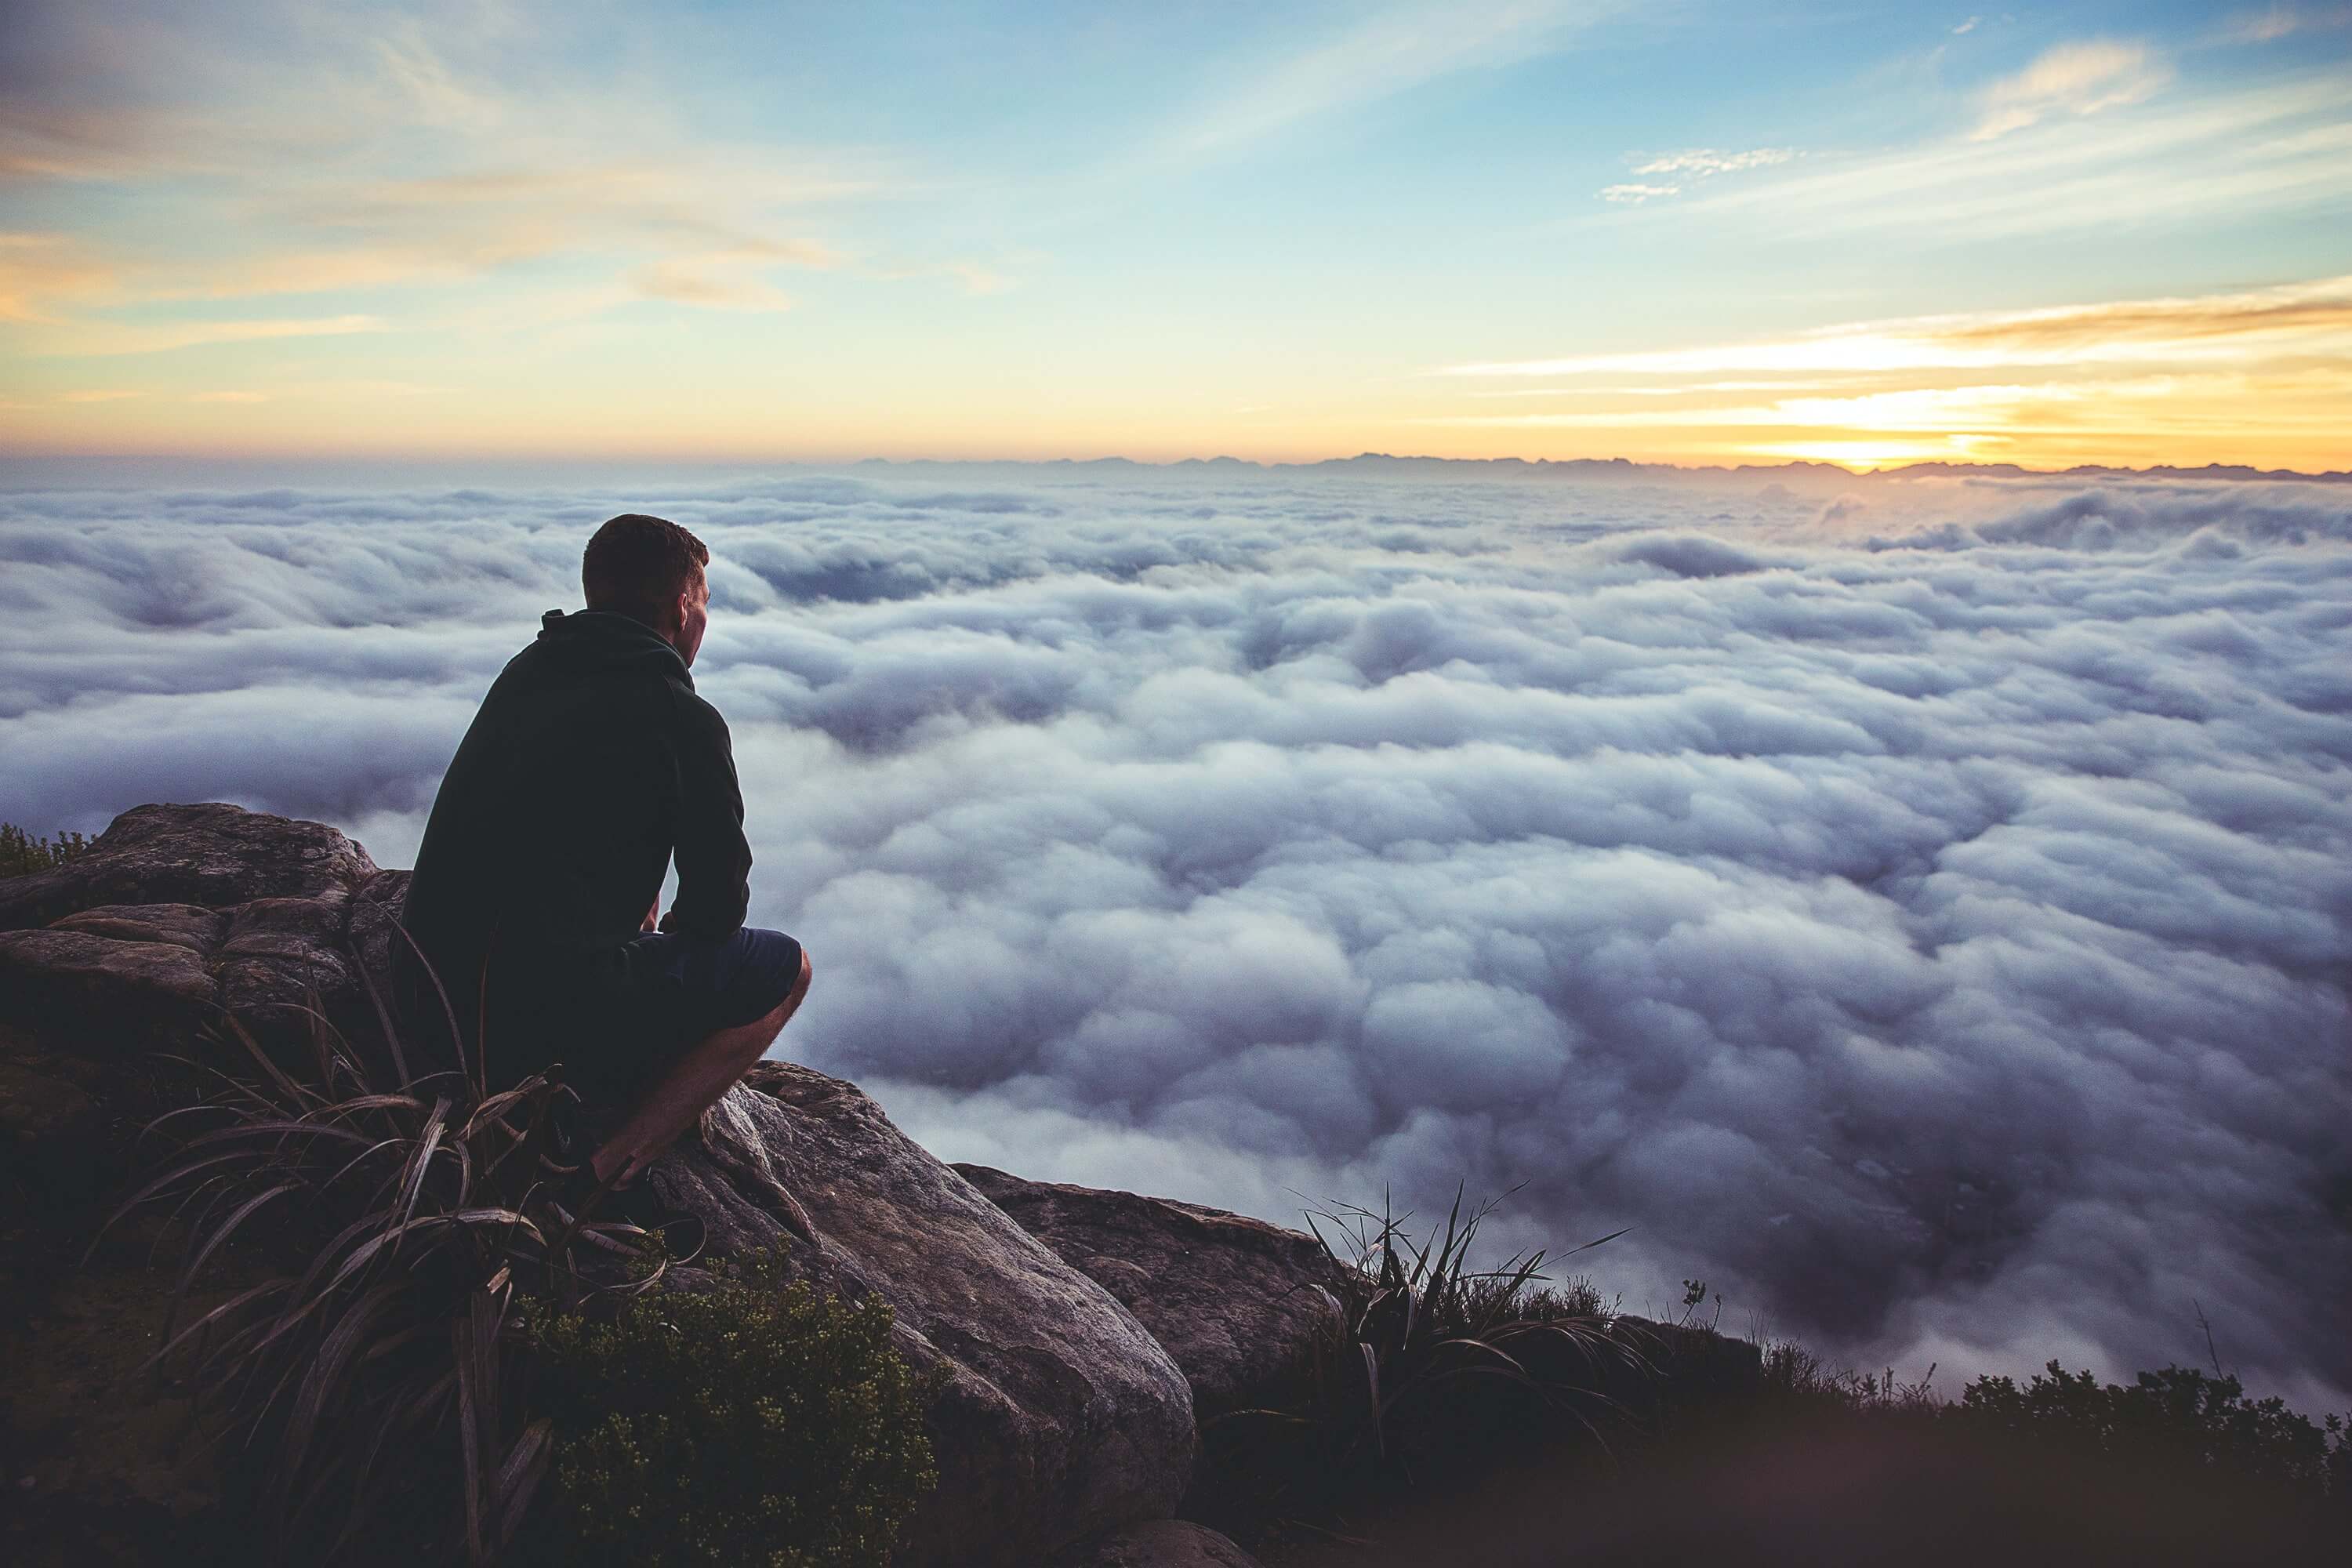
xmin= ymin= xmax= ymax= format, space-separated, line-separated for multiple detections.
xmin=583 ymin=514 xmax=709 ymax=624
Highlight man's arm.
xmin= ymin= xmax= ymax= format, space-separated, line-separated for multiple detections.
xmin=660 ymin=694 xmax=753 ymax=938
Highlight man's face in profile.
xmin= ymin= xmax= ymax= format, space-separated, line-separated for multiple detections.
xmin=677 ymin=574 xmax=711 ymax=666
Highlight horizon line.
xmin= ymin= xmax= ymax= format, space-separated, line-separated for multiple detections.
xmin=3 ymin=448 xmax=2349 ymax=485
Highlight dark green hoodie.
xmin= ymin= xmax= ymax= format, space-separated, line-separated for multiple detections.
xmin=396 ymin=608 xmax=752 ymax=1076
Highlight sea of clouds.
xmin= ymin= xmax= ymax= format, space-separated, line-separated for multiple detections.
xmin=3 ymin=459 xmax=2348 ymax=1411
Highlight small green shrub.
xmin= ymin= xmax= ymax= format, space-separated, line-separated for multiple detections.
xmin=0 ymin=822 xmax=92 ymax=878
xmin=521 ymin=1251 xmax=940 ymax=1568
xmin=1951 ymin=1360 xmax=2350 ymax=1499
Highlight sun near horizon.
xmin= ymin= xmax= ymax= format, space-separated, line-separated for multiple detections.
xmin=4 ymin=3 xmax=2349 ymax=475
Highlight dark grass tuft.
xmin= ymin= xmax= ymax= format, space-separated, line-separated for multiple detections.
xmin=1191 ymin=1186 xmax=1631 ymax=1544
xmin=108 ymin=949 xmax=667 ymax=1565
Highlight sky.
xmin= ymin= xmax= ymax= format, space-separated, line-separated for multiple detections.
xmin=3 ymin=1 xmax=2350 ymax=470
xmin=4 ymin=463 xmax=2349 ymax=1413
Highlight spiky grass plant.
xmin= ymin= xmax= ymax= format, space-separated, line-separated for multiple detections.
xmin=107 ymin=942 xmax=660 ymax=1566
xmin=1302 ymin=1188 xmax=1628 ymax=1467
xmin=1195 ymin=1187 xmax=1629 ymax=1540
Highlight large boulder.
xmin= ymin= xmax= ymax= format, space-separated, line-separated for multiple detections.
xmin=1488 ymin=1309 xmax=1764 ymax=1427
xmin=657 ymin=1067 xmax=1196 ymax=1566
xmin=1602 ymin=1314 xmax=1765 ymax=1406
xmin=0 ymin=803 xmax=1197 ymax=1566
xmin=0 ymin=802 xmax=379 ymax=931
xmin=0 ymin=804 xmax=398 ymax=1061
xmin=953 ymin=1164 xmax=1348 ymax=1419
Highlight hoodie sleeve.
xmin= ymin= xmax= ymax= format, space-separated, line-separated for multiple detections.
xmin=660 ymin=691 xmax=753 ymax=938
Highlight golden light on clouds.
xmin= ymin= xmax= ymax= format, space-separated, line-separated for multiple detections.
xmin=1427 ymin=275 xmax=2352 ymax=470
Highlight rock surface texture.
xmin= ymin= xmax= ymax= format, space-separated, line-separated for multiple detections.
xmin=659 ymin=1066 xmax=1197 ymax=1566
xmin=0 ymin=804 xmax=1196 ymax=1566
xmin=1606 ymin=1314 xmax=1766 ymax=1402
xmin=1047 ymin=1519 xmax=1263 ymax=1568
xmin=954 ymin=1163 xmax=1348 ymax=1418
xmin=0 ymin=802 xmax=405 ymax=1062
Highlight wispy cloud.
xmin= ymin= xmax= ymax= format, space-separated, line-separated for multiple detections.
xmin=1420 ymin=372 xmax=2352 ymax=434
xmin=190 ymin=378 xmax=451 ymax=403
xmin=45 ymin=314 xmax=387 ymax=357
xmin=285 ymin=166 xmax=855 ymax=284
xmin=0 ymin=231 xmax=118 ymax=321
xmin=944 ymin=262 xmax=1014 ymax=297
xmin=1971 ymin=38 xmax=2170 ymax=141
xmin=1953 ymin=16 xmax=1981 ymax=35
xmin=1599 ymin=147 xmax=1793 ymax=205
xmin=1167 ymin=1 xmax=1613 ymax=159
xmin=2218 ymin=5 xmax=2352 ymax=43
xmin=1653 ymin=69 xmax=2350 ymax=241
xmin=369 ymin=24 xmax=507 ymax=134
xmin=1440 ymin=275 xmax=2352 ymax=379
xmin=874 ymin=260 xmax=1020 ymax=296
xmin=628 ymin=259 xmax=796 ymax=312
xmin=2 ymin=155 xmax=862 ymax=339
xmin=1600 ymin=183 xmax=1679 ymax=204
xmin=1465 ymin=379 xmax=1834 ymax=398
xmin=0 ymin=2 xmax=877 ymax=343
xmin=2 ymin=5 xmax=482 ymax=187
xmin=1632 ymin=147 xmax=1795 ymax=177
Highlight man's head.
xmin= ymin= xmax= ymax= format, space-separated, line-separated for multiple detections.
xmin=583 ymin=513 xmax=711 ymax=666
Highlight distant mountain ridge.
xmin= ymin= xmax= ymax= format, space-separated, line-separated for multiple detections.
xmin=4 ymin=452 xmax=2343 ymax=492
xmin=850 ymin=452 xmax=2352 ymax=484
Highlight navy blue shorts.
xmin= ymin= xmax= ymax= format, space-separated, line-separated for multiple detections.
xmin=619 ymin=925 xmax=806 ymax=1035
xmin=532 ymin=925 xmax=805 ymax=1111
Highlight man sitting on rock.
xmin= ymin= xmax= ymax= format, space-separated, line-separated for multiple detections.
xmin=396 ymin=512 xmax=811 ymax=1234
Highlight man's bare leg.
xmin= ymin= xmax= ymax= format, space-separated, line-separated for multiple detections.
xmin=591 ymin=947 xmax=811 ymax=1188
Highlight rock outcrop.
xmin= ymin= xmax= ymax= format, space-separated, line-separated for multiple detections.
xmin=0 ymin=802 xmax=404 ymax=1062
xmin=0 ymin=804 xmax=380 ymax=931
xmin=1604 ymin=1314 xmax=1766 ymax=1405
xmin=953 ymin=1164 xmax=1347 ymax=1419
xmin=659 ymin=1068 xmax=1197 ymax=1565
xmin=0 ymin=804 xmax=1196 ymax=1566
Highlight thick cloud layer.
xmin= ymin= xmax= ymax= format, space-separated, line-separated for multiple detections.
xmin=5 ymin=463 xmax=2349 ymax=1412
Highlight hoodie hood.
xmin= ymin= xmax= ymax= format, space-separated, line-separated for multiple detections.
xmin=534 ymin=608 xmax=694 ymax=688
